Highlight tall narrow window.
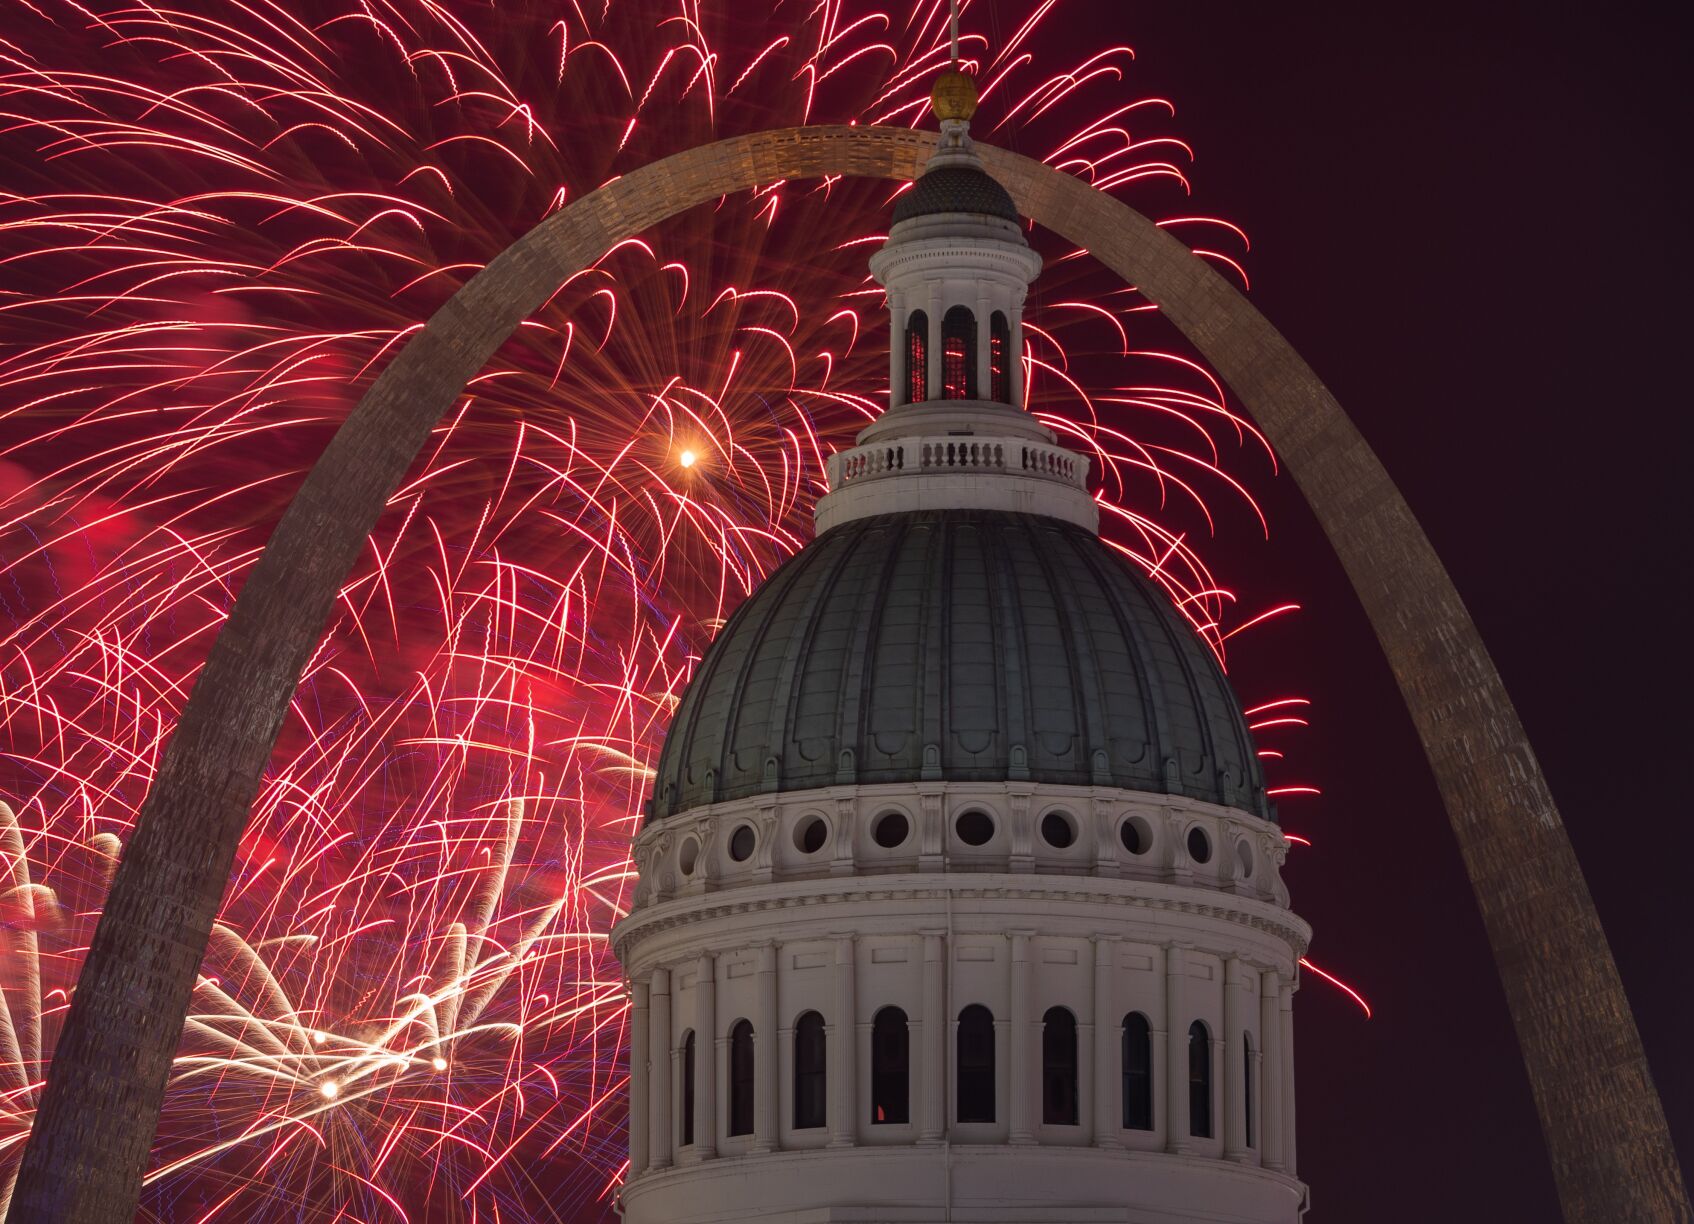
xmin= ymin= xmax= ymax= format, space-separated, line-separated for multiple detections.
xmin=871 ymin=1006 xmax=910 ymax=1124
xmin=1041 ymin=1006 xmax=1079 ymax=1125
xmin=941 ymin=305 xmax=976 ymax=399
xmin=728 ymin=1019 xmax=755 ymax=1137
xmin=680 ymin=1030 xmax=696 ymax=1146
xmin=957 ymin=1004 xmax=996 ymax=1123
xmin=1243 ymin=1034 xmax=1256 ymax=1148
xmin=905 ymin=310 xmax=929 ymax=404
xmin=1188 ymin=1021 xmax=1212 ymax=1139
xmin=990 ymin=311 xmax=1011 ymax=403
xmin=794 ymin=1011 xmax=827 ymax=1130
xmin=1122 ymin=1013 xmax=1153 ymax=1130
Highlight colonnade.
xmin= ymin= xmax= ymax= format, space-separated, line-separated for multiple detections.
xmin=624 ymin=932 xmax=1296 ymax=1179
xmin=886 ymin=291 xmax=1025 ymax=408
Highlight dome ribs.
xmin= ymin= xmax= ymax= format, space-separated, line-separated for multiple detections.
xmin=648 ymin=512 xmax=1265 ymax=821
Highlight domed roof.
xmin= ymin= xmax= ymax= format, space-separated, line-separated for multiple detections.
xmin=649 ymin=510 xmax=1267 ymax=822
xmin=892 ymin=164 xmax=1019 ymax=224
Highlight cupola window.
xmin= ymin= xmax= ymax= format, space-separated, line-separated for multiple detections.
xmin=1122 ymin=1013 xmax=1153 ymax=1130
xmin=1041 ymin=1006 xmax=1079 ymax=1125
xmin=905 ymin=311 xmax=929 ymax=404
xmin=1188 ymin=1020 xmax=1213 ymax=1139
xmin=871 ymin=1006 xmax=910 ymax=1124
xmin=794 ymin=1011 xmax=827 ymax=1129
xmin=729 ymin=1019 xmax=755 ymax=1136
xmin=680 ymin=1030 xmax=696 ymax=1146
xmin=941 ymin=305 xmax=977 ymax=399
xmin=957 ymin=1004 xmax=996 ymax=1122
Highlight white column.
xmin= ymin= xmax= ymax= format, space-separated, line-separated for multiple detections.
xmin=629 ymin=979 xmax=650 ymax=1177
xmin=921 ymin=931 xmax=946 ymax=1142
xmin=1224 ymin=956 xmax=1249 ymax=1160
xmin=889 ymin=297 xmax=908 ymax=407
xmin=1280 ymin=977 xmax=1297 ymax=1174
xmin=695 ymin=953 xmax=717 ymax=1159
xmin=926 ymin=285 xmax=943 ymax=401
xmin=1092 ymin=936 xmax=1118 ymax=1147
xmin=1261 ymin=969 xmax=1286 ymax=1170
xmin=1010 ymin=307 xmax=1027 ymax=407
xmin=829 ymin=935 xmax=857 ymax=1147
xmin=777 ymin=1020 xmax=795 ymax=1140
xmin=1164 ymin=944 xmax=1189 ymax=1153
xmin=1250 ymin=1029 xmax=1263 ymax=1157
xmin=754 ymin=942 xmax=778 ymax=1152
xmin=1210 ymin=1026 xmax=1225 ymax=1153
xmin=1009 ymin=931 xmax=1034 ymax=1142
xmin=975 ymin=286 xmax=992 ymax=398
xmin=649 ymin=968 xmax=673 ymax=1169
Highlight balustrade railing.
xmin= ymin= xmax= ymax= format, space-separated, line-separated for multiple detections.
xmin=828 ymin=436 xmax=1086 ymax=489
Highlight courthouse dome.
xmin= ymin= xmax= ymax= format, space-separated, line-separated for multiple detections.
xmin=648 ymin=509 xmax=1267 ymax=822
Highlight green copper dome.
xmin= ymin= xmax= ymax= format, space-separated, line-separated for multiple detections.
xmin=648 ymin=510 xmax=1268 ymax=822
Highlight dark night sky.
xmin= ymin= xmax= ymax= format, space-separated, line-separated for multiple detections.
xmin=1053 ymin=3 xmax=1693 ymax=1219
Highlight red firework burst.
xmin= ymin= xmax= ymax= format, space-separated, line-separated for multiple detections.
xmin=0 ymin=1 xmax=1355 ymax=1218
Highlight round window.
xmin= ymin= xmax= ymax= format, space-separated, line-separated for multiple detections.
xmin=955 ymin=809 xmax=995 ymax=847
xmin=678 ymin=837 xmax=700 ymax=876
xmin=1119 ymin=817 xmax=1151 ymax=855
xmin=728 ymin=824 xmax=756 ymax=862
xmin=794 ymin=815 xmax=828 ymax=855
xmin=1186 ymin=826 xmax=1212 ymax=865
xmin=1040 ymin=810 xmax=1076 ymax=849
xmin=872 ymin=811 xmax=910 ymax=849
xmin=1236 ymin=839 xmax=1254 ymax=879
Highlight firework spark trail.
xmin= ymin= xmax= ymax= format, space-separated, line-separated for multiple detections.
xmin=0 ymin=0 xmax=1349 ymax=1218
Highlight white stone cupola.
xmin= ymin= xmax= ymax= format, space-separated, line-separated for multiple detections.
xmin=814 ymin=73 xmax=1097 ymax=535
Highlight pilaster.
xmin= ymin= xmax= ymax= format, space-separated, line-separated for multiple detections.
xmin=920 ymin=930 xmax=946 ymax=1142
xmin=1091 ymin=936 xmax=1119 ymax=1148
xmin=649 ymin=968 xmax=673 ymax=1170
xmin=829 ymin=934 xmax=857 ymax=1147
xmin=694 ymin=953 xmax=717 ymax=1159
xmin=629 ymin=978 xmax=650 ymax=1177
xmin=1009 ymin=930 xmax=1034 ymax=1143
xmin=1164 ymin=943 xmax=1190 ymax=1153
xmin=753 ymin=941 xmax=779 ymax=1152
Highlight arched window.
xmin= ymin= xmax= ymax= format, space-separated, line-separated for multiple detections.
xmin=1188 ymin=1021 xmax=1212 ymax=1139
xmin=793 ymin=1011 xmax=827 ymax=1130
xmin=871 ymin=1006 xmax=910 ymax=1124
xmin=728 ymin=1019 xmax=755 ymax=1137
xmin=1243 ymin=1033 xmax=1256 ymax=1148
xmin=680 ymin=1030 xmax=696 ymax=1146
xmin=941 ymin=305 xmax=977 ymax=399
xmin=990 ymin=311 xmax=1011 ymax=403
xmin=1122 ymin=1013 xmax=1153 ymax=1130
xmin=957 ymin=1004 xmax=996 ymax=1123
xmin=905 ymin=310 xmax=928 ymax=404
xmin=1041 ymin=1006 xmax=1079 ymax=1125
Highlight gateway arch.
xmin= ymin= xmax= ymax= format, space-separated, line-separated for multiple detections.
xmin=10 ymin=125 xmax=1686 ymax=1224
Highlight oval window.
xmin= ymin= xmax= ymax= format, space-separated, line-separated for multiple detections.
xmin=872 ymin=811 xmax=910 ymax=849
xmin=728 ymin=824 xmax=757 ymax=862
xmin=955 ymin=810 xmax=995 ymax=847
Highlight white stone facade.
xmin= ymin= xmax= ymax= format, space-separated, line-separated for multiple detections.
xmin=614 ymin=784 xmax=1310 ymax=1223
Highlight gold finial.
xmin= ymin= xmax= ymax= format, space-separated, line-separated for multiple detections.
xmin=931 ymin=69 xmax=977 ymax=122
